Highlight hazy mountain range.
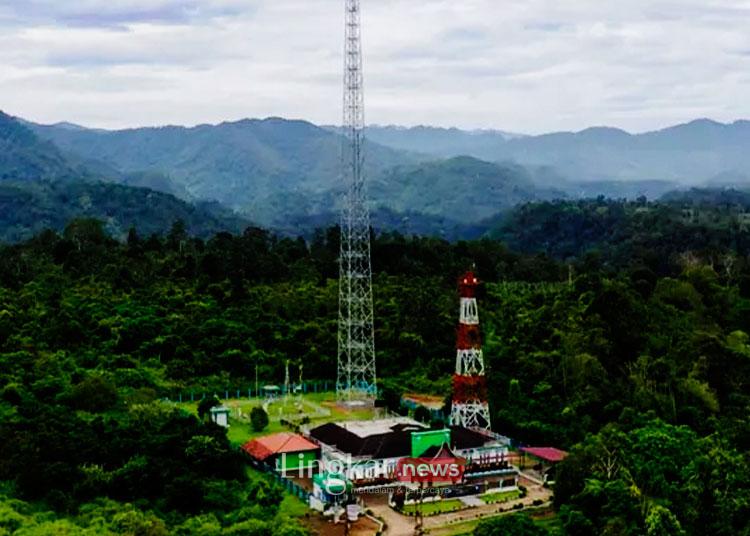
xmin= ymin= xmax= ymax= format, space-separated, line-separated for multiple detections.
xmin=3 ymin=108 xmax=750 ymax=242
xmin=366 ymin=120 xmax=750 ymax=185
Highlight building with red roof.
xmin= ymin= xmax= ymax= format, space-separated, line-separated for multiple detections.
xmin=242 ymin=432 xmax=320 ymax=472
xmin=519 ymin=447 xmax=568 ymax=483
xmin=520 ymin=447 xmax=568 ymax=463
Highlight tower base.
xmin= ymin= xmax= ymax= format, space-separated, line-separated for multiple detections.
xmin=450 ymin=401 xmax=491 ymax=430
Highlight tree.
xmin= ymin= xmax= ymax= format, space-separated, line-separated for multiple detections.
xmin=645 ymin=506 xmax=686 ymax=536
xmin=67 ymin=375 xmax=118 ymax=412
xmin=560 ymin=506 xmax=595 ymax=536
xmin=250 ymin=407 xmax=269 ymax=432
xmin=167 ymin=219 xmax=188 ymax=252
xmin=198 ymin=396 xmax=221 ymax=422
xmin=473 ymin=514 xmax=547 ymax=536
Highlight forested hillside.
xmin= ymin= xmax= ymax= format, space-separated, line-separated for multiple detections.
xmin=0 ymin=111 xmax=89 ymax=182
xmin=490 ymin=193 xmax=750 ymax=271
xmin=2 ymin=200 xmax=750 ymax=532
xmin=0 ymin=112 xmax=251 ymax=243
xmin=30 ymin=118 xmax=413 ymax=215
xmin=0 ymin=181 xmax=250 ymax=243
xmin=3 ymin=112 xmax=563 ymax=238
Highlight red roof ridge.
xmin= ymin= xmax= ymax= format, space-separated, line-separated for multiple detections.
xmin=520 ymin=446 xmax=568 ymax=463
xmin=242 ymin=432 xmax=319 ymax=461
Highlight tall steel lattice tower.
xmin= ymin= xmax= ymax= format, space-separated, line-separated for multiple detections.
xmin=450 ymin=271 xmax=492 ymax=429
xmin=337 ymin=0 xmax=377 ymax=402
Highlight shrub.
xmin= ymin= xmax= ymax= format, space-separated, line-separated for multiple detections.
xmin=251 ymin=407 xmax=269 ymax=432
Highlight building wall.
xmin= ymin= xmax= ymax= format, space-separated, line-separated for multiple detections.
xmin=211 ymin=412 xmax=229 ymax=427
xmin=276 ymin=450 xmax=318 ymax=472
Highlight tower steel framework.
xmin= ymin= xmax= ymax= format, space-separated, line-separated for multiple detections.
xmin=336 ymin=0 xmax=377 ymax=401
xmin=450 ymin=272 xmax=491 ymax=429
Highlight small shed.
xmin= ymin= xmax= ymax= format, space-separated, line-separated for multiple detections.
xmin=242 ymin=432 xmax=320 ymax=473
xmin=263 ymin=385 xmax=280 ymax=400
xmin=209 ymin=406 xmax=230 ymax=428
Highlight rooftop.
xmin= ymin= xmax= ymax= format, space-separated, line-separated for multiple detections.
xmin=310 ymin=421 xmax=493 ymax=460
xmin=338 ymin=417 xmax=425 ymax=439
xmin=242 ymin=432 xmax=319 ymax=461
xmin=402 ymin=393 xmax=445 ymax=411
xmin=520 ymin=447 xmax=568 ymax=463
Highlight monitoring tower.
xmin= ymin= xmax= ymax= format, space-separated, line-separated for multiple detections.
xmin=336 ymin=0 xmax=377 ymax=401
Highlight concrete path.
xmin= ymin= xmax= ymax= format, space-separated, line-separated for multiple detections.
xmin=458 ymin=496 xmax=484 ymax=508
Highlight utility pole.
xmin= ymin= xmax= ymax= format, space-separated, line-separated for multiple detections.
xmin=284 ymin=360 xmax=291 ymax=400
xmin=337 ymin=0 xmax=377 ymax=403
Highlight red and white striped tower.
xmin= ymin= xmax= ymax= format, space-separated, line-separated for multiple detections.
xmin=450 ymin=271 xmax=491 ymax=430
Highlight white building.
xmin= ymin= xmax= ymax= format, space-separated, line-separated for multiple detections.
xmin=210 ymin=406 xmax=230 ymax=428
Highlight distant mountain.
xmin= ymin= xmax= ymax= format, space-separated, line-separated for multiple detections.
xmin=0 ymin=111 xmax=249 ymax=242
xmin=496 ymin=120 xmax=750 ymax=184
xmin=0 ymin=111 xmax=90 ymax=182
xmin=30 ymin=117 xmax=414 ymax=215
xmin=24 ymin=111 xmax=750 ymax=239
xmin=371 ymin=156 xmax=562 ymax=222
xmin=660 ymin=187 xmax=750 ymax=209
xmin=361 ymin=119 xmax=750 ymax=187
xmin=559 ymin=179 xmax=680 ymax=200
xmin=342 ymin=125 xmax=525 ymax=160
xmin=5 ymin=111 xmax=541 ymax=239
xmin=29 ymin=117 xmax=561 ymax=231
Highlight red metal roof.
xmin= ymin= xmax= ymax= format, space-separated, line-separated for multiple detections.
xmin=241 ymin=433 xmax=319 ymax=461
xmin=520 ymin=447 xmax=568 ymax=463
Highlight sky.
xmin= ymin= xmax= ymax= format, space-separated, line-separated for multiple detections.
xmin=1 ymin=0 xmax=749 ymax=134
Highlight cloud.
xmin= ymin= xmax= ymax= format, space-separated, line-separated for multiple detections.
xmin=0 ymin=0 xmax=749 ymax=133
xmin=0 ymin=0 xmax=249 ymax=28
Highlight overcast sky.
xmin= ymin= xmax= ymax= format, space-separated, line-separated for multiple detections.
xmin=1 ymin=0 xmax=749 ymax=134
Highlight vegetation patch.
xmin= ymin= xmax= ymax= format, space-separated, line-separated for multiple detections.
xmin=480 ymin=489 xmax=521 ymax=504
xmin=402 ymin=499 xmax=465 ymax=516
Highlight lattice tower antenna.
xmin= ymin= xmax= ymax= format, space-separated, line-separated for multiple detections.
xmin=336 ymin=0 xmax=377 ymax=402
xmin=450 ymin=271 xmax=491 ymax=429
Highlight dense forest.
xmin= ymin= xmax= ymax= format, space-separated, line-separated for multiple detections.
xmin=3 ymin=197 xmax=750 ymax=533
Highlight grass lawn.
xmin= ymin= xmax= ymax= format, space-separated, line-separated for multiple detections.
xmin=278 ymin=494 xmax=309 ymax=518
xmin=426 ymin=517 xmax=481 ymax=536
xmin=480 ymin=489 xmax=521 ymax=504
xmin=425 ymin=508 xmax=561 ymax=536
xmin=174 ymin=391 xmax=380 ymax=447
xmin=402 ymin=499 xmax=464 ymax=515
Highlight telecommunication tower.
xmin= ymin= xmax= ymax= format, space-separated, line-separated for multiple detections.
xmin=336 ymin=0 xmax=377 ymax=401
xmin=450 ymin=271 xmax=491 ymax=429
